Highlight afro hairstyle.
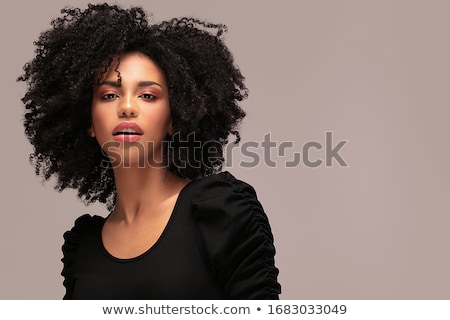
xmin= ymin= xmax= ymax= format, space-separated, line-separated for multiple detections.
xmin=18 ymin=3 xmax=248 ymax=209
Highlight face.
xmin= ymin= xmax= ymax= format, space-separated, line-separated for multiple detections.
xmin=90 ymin=52 xmax=173 ymax=168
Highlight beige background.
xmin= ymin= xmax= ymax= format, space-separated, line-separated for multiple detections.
xmin=1 ymin=0 xmax=449 ymax=299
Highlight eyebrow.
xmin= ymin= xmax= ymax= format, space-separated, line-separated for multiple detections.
xmin=98 ymin=80 xmax=163 ymax=88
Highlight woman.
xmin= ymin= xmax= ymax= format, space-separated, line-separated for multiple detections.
xmin=18 ymin=3 xmax=281 ymax=299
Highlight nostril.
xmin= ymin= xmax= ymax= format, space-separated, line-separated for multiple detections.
xmin=120 ymin=110 xmax=136 ymax=117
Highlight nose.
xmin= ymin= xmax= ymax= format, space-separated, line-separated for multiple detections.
xmin=118 ymin=96 xmax=139 ymax=117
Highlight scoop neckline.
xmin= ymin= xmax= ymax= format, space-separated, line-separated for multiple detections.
xmin=98 ymin=179 xmax=196 ymax=263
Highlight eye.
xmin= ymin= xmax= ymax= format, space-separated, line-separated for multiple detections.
xmin=101 ymin=93 xmax=119 ymax=100
xmin=140 ymin=93 xmax=156 ymax=100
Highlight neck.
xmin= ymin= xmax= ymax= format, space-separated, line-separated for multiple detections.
xmin=111 ymin=166 xmax=185 ymax=223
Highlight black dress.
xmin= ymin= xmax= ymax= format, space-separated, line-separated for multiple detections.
xmin=61 ymin=171 xmax=281 ymax=299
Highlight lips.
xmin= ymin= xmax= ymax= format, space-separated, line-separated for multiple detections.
xmin=112 ymin=122 xmax=143 ymax=142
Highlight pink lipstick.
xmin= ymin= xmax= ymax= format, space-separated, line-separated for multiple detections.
xmin=112 ymin=122 xmax=143 ymax=142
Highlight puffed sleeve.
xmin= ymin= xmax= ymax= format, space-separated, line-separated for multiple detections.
xmin=60 ymin=214 xmax=97 ymax=300
xmin=192 ymin=171 xmax=281 ymax=299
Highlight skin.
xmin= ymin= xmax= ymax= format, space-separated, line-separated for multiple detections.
xmin=89 ymin=52 xmax=190 ymax=259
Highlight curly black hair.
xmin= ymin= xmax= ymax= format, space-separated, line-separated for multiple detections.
xmin=18 ymin=3 xmax=248 ymax=209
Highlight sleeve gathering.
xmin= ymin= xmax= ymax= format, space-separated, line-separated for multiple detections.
xmin=60 ymin=214 xmax=98 ymax=300
xmin=191 ymin=171 xmax=281 ymax=299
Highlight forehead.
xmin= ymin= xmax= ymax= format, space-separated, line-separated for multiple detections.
xmin=99 ymin=52 xmax=166 ymax=84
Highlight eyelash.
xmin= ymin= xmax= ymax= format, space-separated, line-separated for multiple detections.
xmin=139 ymin=93 xmax=157 ymax=100
xmin=100 ymin=93 xmax=157 ymax=100
xmin=101 ymin=93 xmax=118 ymax=100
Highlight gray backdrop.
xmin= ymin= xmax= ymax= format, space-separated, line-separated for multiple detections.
xmin=2 ymin=0 xmax=449 ymax=299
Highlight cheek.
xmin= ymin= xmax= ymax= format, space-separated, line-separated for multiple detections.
xmin=143 ymin=105 xmax=172 ymax=132
xmin=90 ymin=105 xmax=112 ymax=140
xmin=90 ymin=104 xmax=102 ymax=127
